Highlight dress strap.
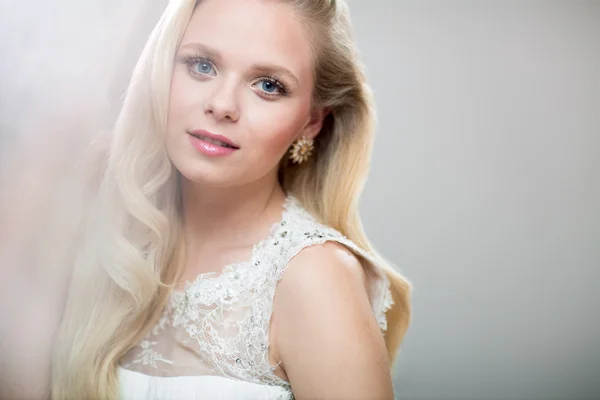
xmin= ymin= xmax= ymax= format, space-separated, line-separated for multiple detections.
xmin=268 ymin=198 xmax=393 ymax=332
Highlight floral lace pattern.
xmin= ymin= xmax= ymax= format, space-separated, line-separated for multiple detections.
xmin=120 ymin=196 xmax=393 ymax=397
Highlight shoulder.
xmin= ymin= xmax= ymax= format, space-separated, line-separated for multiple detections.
xmin=271 ymin=241 xmax=393 ymax=399
xmin=273 ymin=241 xmax=373 ymax=344
xmin=282 ymin=241 xmax=369 ymax=297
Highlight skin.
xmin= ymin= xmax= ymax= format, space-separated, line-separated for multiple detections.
xmin=167 ymin=0 xmax=393 ymax=398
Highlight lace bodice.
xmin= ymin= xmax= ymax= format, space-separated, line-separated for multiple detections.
xmin=119 ymin=196 xmax=393 ymax=398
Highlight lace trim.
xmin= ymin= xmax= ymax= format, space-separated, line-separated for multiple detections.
xmin=121 ymin=196 xmax=392 ymax=391
xmin=272 ymin=220 xmax=394 ymax=332
xmin=172 ymin=195 xmax=296 ymax=293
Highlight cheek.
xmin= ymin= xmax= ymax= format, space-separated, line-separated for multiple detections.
xmin=245 ymin=99 xmax=310 ymax=159
xmin=167 ymin=71 xmax=198 ymax=129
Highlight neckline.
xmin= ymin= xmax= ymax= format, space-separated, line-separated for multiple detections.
xmin=172 ymin=195 xmax=297 ymax=296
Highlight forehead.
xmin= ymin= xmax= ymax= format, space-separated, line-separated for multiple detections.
xmin=182 ymin=0 xmax=314 ymax=78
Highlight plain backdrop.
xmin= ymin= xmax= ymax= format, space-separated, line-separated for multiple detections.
xmin=1 ymin=1 xmax=599 ymax=399
xmin=347 ymin=1 xmax=600 ymax=399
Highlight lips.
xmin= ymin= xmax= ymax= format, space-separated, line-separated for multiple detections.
xmin=188 ymin=130 xmax=239 ymax=149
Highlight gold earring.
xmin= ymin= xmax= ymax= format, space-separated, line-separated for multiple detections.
xmin=289 ymin=136 xmax=314 ymax=164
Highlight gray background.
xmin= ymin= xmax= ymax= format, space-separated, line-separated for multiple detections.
xmin=1 ymin=1 xmax=599 ymax=399
xmin=349 ymin=1 xmax=600 ymax=399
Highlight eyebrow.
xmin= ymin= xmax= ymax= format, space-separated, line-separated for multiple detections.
xmin=250 ymin=65 xmax=299 ymax=87
xmin=179 ymin=42 xmax=223 ymax=63
xmin=179 ymin=42 xmax=300 ymax=87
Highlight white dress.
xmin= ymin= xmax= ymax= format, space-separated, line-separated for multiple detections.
xmin=119 ymin=196 xmax=393 ymax=399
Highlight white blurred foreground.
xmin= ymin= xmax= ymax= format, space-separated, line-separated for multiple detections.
xmin=0 ymin=2 xmax=166 ymax=398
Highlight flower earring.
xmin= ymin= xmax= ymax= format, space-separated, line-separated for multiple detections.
xmin=289 ymin=136 xmax=315 ymax=164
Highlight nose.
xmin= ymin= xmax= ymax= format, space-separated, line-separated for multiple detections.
xmin=204 ymin=80 xmax=240 ymax=122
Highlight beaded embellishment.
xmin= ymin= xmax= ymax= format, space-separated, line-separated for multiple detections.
xmin=120 ymin=196 xmax=393 ymax=396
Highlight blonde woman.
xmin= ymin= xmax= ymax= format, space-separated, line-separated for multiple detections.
xmin=52 ymin=0 xmax=411 ymax=398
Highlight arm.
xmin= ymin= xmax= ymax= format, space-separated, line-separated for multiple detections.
xmin=271 ymin=242 xmax=394 ymax=400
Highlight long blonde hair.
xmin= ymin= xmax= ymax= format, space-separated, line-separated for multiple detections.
xmin=51 ymin=1 xmax=411 ymax=398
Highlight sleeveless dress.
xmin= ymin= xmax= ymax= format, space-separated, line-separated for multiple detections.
xmin=118 ymin=196 xmax=394 ymax=399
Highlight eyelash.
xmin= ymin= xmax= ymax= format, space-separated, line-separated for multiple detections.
xmin=178 ymin=54 xmax=289 ymax=97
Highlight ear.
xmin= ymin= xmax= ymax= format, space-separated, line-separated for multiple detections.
xmin=299 ymin=107 xmax=330 ymax=140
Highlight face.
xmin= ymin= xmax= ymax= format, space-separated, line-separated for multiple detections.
xmin=166 ymin=0 xmax=324 ymax=188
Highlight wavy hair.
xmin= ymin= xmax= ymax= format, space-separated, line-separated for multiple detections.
xmin=51 ymin=1 xmax=411 ymax=398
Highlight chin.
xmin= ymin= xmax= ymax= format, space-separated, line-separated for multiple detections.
xmin=168 ymin=145 xmax=277 ymax=189
xmin=174 ymin=163 xmax=231 ymax=187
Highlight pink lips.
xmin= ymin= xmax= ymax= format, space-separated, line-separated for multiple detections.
xmin=188 ymin=129 xmax=239 ymax=157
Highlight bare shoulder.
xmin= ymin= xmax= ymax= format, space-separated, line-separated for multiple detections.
xmin=281 ymin=241 xmax=369 ymax=296
xmin=271 ymin=241 xmax=393 ymax=400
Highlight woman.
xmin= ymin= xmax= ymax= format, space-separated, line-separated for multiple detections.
xmin=52 ymin=0 xmax=411 ymax=398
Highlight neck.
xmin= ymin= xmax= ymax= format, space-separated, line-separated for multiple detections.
xmin=179 ymin=171 xmax=287 ymax=251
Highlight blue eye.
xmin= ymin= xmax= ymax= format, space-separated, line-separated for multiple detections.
xmin=254 ymin=78 xmax=287 ymax=97
xmin=260 ymin=80 xmax=277 ymax=93
xmin=193 ymin=60 xmax=215 ymax=76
